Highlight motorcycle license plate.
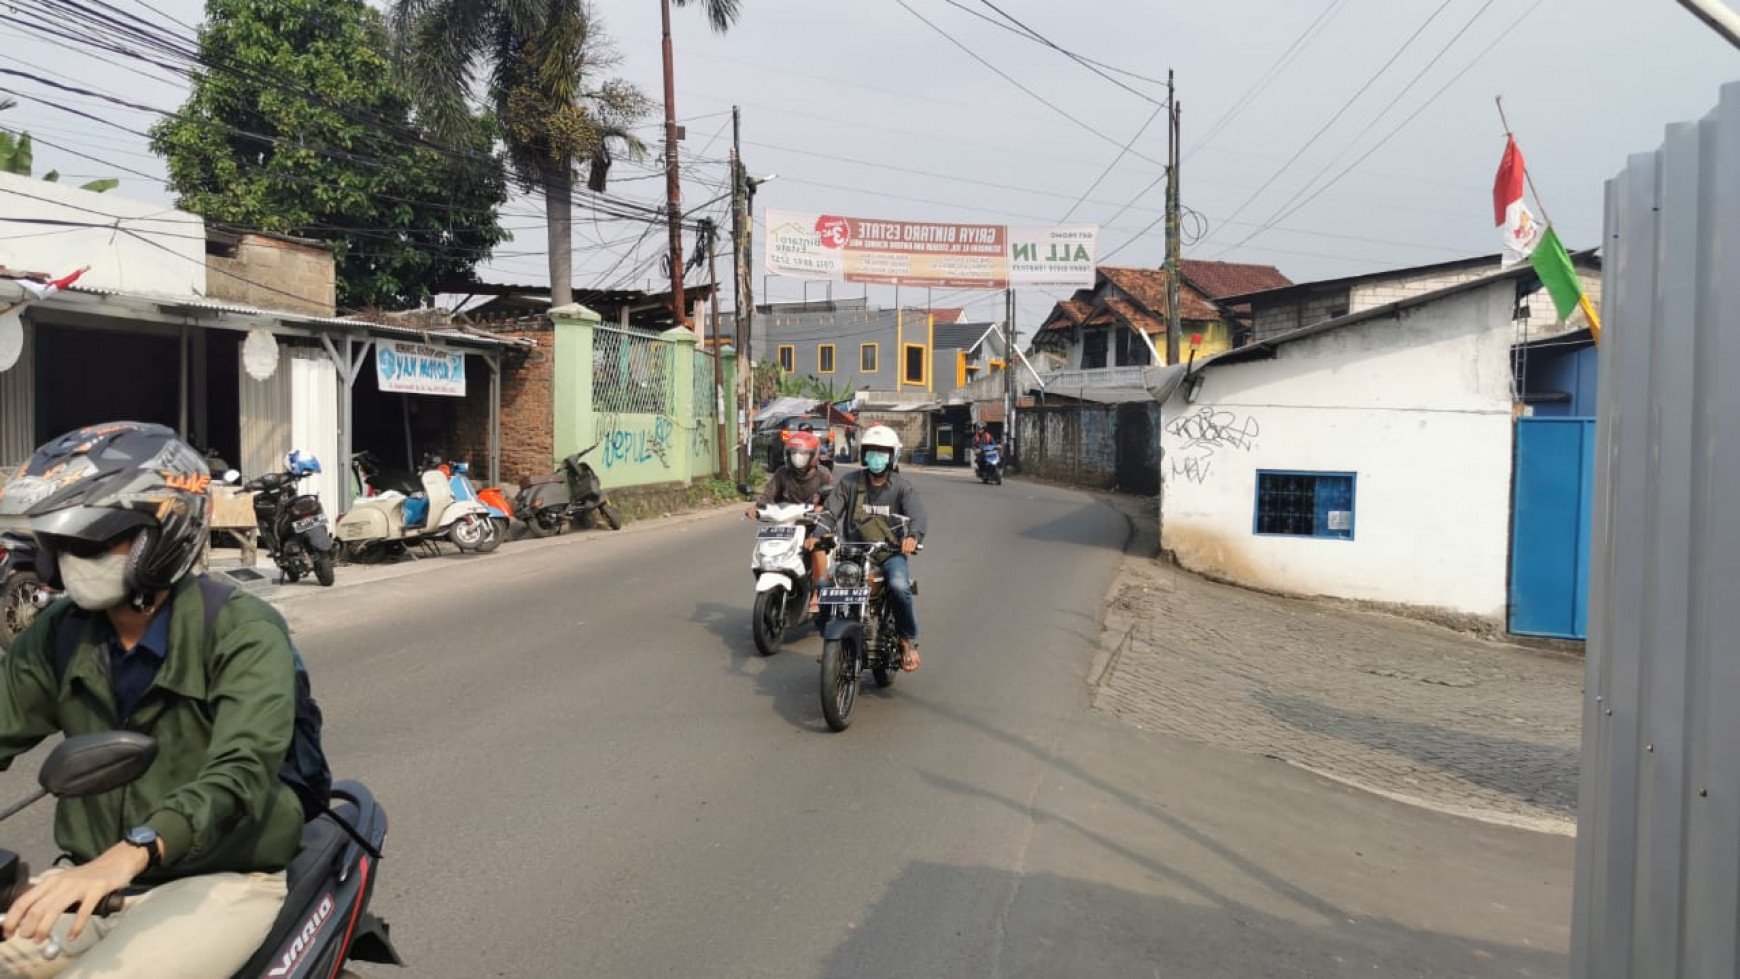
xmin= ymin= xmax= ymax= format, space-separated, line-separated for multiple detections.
xmin=818 ymin=587 xmax=871 ymax=605
xmin=757 ymin=525 xmax=799 ymax=540
xmin=292 ymin=515 xmax=326 ymax=533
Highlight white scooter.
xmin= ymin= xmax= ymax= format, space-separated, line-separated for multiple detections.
xmin=334 ymin=463 xmax=492 ymax=562
xmin=747 ymin=500 xmax=822 ymax=657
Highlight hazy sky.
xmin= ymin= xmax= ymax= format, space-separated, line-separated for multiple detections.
xmin=1 ymin=0 xmax=1734 ymax=331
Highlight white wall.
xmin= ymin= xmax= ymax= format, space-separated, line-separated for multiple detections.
xmin=289 ymin=350 xmax=342 ymax=514
xmin=0 ymin=173 xmax=206 ymax=299
xmin=1160 ymin=281 xmax=1518 ymax=621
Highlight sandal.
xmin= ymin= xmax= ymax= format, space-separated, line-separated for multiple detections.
xmin=901 ymin=641 xmax=922 ymax=673
xmin=808 ymin=595 xmax=821 ymax=616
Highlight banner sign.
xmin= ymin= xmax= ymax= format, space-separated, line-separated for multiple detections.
xmin=375 ymin=341 xmax=466 ymax=397
xmin=765 ymin=209 xmax=1097 ymax=290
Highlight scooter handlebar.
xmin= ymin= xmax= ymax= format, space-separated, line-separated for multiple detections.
xmin=0 ymin=883 xmax=126 ymax=917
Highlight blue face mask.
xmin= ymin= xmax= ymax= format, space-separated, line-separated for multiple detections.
xmin=864 ymin=451 xmax=891 ymax=474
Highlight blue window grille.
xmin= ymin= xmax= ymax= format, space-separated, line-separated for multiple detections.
xmin=1254 ymin=470 xmax=1356 ymax=540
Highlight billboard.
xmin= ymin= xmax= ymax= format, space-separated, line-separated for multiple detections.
xmin=764 ymin=209 xmax=1097 ymax=290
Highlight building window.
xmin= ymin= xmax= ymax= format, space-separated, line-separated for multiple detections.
xmin=817 ymin=344 xmax=836 ymax=373
xmin=860 ymin=342 xmax=878 ymax=373
xmin=1081 ymin=329 xmax=1109 ymax=369
xmin=778 ymin=345 xmax=794 ymax=373
xmin=902 ymin=343 xmax=927 ymax=386
xmin=1115 ymin=328 xmax=1153 ymax=367
xmin=1254 ymin=471 xmax=1356 ymax=540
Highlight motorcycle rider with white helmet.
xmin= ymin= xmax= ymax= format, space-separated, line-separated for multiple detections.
xmin=822 ymin=425 xmax=928 ymax=672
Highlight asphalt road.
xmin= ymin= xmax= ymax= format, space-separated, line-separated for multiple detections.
xmin=0 ymin=470 xmax=1576 ymax=977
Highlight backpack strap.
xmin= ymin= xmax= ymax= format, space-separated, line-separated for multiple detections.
xmin=50 ymin=576 xmax=236 ymax=685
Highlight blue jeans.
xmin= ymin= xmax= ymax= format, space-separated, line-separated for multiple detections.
xmin=881 ymin=555 xmax=918 ymax=641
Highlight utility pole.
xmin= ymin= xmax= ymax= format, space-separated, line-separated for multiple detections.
xmin=707 ymin=230 xmax=730 ymax=478
xmin=1164 ymin=69 xmax=1182 ymax=367
xmin=1004 ymin=287 xmax=1017 ymax=470
xmin=730 ymin=106 xmax=752 ymax=483
xmin=660 ymin=0 xmax=687 ymax=326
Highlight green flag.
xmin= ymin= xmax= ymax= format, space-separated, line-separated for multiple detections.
xmin=1529 ymin=226 xmax=1584 ymax=321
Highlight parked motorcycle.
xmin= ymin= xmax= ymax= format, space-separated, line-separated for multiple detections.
xmin=442 ymin=461 xmax=507 ymax=554
xmin=0 ymin=533 xmax=49 ymax=649
xmin=335 ymin=457 xmax=492 ymax=562
xmin=514 ymin=443 xmax=622 ymax=537
xmin=245 ymin=451 xmax=337 ymax=586
xmin=744 ymin=499 xmax=822 ymax=657
xmin=813 ymin=513 xmax=923 ymax=732
xmin=350 ymin=450 xmax=420 ymax=499
xmin=974 ymin=442 xmax=1004 ymax=485
xmin=0 ymin=732 xmax=399 ymax=977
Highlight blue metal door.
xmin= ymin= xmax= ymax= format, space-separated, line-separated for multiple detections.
xmin=1509 ymin=417 xmax=1596 ymax=639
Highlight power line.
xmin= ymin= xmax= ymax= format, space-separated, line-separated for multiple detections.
xmin=964 ymin=0 xmax=1163 ymax=105
xmin=1059 ymin=102 xmax=1165 ymax=224
xmin=935 ymin=0 xmax=1169 ymax=87
xmin=1187 ymin=0 xmax=1350 ymax=159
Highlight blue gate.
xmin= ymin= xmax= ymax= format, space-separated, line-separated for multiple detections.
xmin=1509 ymin=417 xmax=1596 ymax=639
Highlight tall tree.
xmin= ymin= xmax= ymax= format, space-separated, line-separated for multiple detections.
xmin=150 ymin=0 xmax=510 ymax=309
xmin=390 ymin=0 xmax=651 ymax=308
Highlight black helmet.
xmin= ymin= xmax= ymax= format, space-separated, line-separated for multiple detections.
xmin=0 ymin=422 xmax=211 ymax=602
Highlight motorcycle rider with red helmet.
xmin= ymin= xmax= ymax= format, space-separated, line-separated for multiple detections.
xmin=747 ymin=430 xmax=834 ymax=615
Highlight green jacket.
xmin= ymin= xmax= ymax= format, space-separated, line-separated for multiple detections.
xmin=0 ymin=576 xmax=304 ymax=884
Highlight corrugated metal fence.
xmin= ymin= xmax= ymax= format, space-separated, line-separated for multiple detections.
xmin=1571 ymin=80 xmax=1740 ymax=977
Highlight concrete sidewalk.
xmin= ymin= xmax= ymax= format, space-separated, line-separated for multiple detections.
xmin=1087 ymin=493 xmax=1583 ymax=834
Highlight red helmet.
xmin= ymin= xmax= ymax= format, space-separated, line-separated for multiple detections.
xmin=785 ymin=430 xmax=821 ymax=469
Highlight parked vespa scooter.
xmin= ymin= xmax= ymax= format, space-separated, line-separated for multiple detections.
xmin=514 ymin=443 xmax=622 ymax=537
xmin=443 ymin=461 xmax=508 ymax=553
xmin=0 ymin=532 xmax=49 ymax=649
xmin=334 ymin=458 xmax=492 ymax=562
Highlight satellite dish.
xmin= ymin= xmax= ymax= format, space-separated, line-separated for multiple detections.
xmin=0 ymin=311 xmax=22 ymax=372
xmin=242 ymin=329 xmax=280 ymax=381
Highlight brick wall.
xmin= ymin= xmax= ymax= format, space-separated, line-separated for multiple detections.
xmin=207 ymin=234 xmax=336 ymax=316
xmin=448 ymin=324 xmax=555 ymax=487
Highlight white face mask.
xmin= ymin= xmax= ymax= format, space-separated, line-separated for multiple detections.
xmin=60 ymin=551 xmax=130 ymax=611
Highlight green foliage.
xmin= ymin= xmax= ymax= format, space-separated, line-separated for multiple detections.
xmin=149 ymin=0 xmax=510 ymax=309
xmin=0 ymin=115 xmax=116 ymax=192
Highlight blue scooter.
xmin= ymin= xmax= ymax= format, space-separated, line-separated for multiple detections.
xmin=445 ymin=461 xmax=509 ymax=553
xmin=975 ymin=442 xmax=1004 ymax=485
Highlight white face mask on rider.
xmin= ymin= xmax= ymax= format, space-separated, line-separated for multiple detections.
xmin=60 ymin=551 xmax=131 ymax=611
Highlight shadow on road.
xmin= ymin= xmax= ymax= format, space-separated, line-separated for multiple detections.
xmin=1017 ymin=499 xmax=1131 ymax=550
xmin=819 ymin=860 xmax=1566 ymax=978
xmin=1254 ymin=691 xmax=1581 ymax=816
xmin=689 ymin=600 xmax=834 ymax=733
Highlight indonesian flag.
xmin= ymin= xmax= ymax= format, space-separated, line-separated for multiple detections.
xmin=1493 ymin=136 xmax=1542 ymax=266
xmin=12 ymin=265 xmax=88 ymax=302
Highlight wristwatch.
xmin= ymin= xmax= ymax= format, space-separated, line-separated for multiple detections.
xmin=123 ymin=826 xmax=161 ymax=871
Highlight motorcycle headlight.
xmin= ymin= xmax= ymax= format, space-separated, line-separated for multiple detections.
xmin=834 ymin=561 xmax=865 ymax=588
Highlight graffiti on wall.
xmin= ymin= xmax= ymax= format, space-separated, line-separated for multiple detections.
xmin=1164 ymin=408 xmax=1259 ymax=485
xmin=596 ymin=413 xmax=674 ymax=469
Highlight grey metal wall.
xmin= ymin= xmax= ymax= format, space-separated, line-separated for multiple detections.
xmin=1571 ymin=80 xmax=1740 ymax=978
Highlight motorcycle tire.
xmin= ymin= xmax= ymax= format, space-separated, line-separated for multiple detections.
xmin=312 ymin=550 xmax=336 ymax=587
xmin=820 ymin=638 xmax=859 ymax=732
xmin=450 ymin=515 xmax=488 ymax=552
xmin=873 ymin=663 xmax=899 ymax=688
xmin=993 ymin=470 xmax=1002 ymax=485
xmin=477 ymin=517 xmax=506 ymax=553
xmin=0 ymin=570 xmax=41 ymax=649
xmin=576 ymin=508 xmax=598 ymax=531
xmin=525 ymin=510 xmax=565 ymax=538
xmin=602 ymin=504 xmax=623 ymax=531
xmin=752 ymin=590 xmax=787 ymax=657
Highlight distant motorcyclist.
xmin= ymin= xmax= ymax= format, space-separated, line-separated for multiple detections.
xmin=823 ymin=425 xmax=928 ymax=672
xmin=748 ymin=430 xmax=835 ymax=614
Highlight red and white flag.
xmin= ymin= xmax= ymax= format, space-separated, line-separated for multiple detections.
xmin=1493 ymin=136 xmax=1542 ymax=266
xmin=12 ymin=265 xmax=88 ymax=301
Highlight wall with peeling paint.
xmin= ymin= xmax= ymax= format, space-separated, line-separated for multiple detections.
xmin=1160 ymin=280 xmax=1517 ymax=621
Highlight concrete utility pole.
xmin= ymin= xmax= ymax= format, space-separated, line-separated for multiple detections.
xmin=660 ymin=0 xmax=687 ymax=326
xmin=1004 ymin=288 xmax=1016 ymax=469
xmin=730 ymin=106 xmax=755 ymax=483
xmin=706 ymin=228 xmax=730 ymax=477
xmin=1164 ymin=69 xmax=1182 ymax=367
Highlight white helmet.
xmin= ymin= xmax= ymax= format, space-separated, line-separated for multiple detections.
xmin=860 ymin=424 xmax=901 ymax=472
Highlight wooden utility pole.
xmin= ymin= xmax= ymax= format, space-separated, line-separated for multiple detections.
xmin=660 ymin=0 xmax=687 ymax=326
xmin=1164 ymin=70 xmax=1182 ymax=367
xmin=730 ymin=106 xmax=752 ymax=482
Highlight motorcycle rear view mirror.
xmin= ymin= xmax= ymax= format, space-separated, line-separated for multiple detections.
xmin=39 ymin=732 xmax=158 ymax=799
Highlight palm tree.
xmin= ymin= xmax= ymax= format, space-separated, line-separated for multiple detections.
xmin=390 ymin=0 xmax=650 ymax=307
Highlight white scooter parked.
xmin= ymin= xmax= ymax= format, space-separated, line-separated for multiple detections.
xmin=746 ymin=500 xmax=823 ymax=657
xmin=335 ymin=462 xmax=492 ymax=562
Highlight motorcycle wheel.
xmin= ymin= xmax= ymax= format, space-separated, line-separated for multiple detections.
xmin=752 ymin=590 xmax=787 ymax=657
xmin=525 ymin=510 xmax=565 ymax=538
xmin=477 ymin=517 xmax=506 ymax=553
xmin=820 ymin=637 xmax=859 ymax=732
xmin=602 ymin=504 xmax=623 ymax=531
xmin=450 ymin=515 xmax=487 ymax=552
xmin=993 ymin=469 xmax=1003 ymax=485
xmin=0 ymin=570 xmax=41 ymax=649
xmin=312 ymin=550 xmax=336 ymax=587
xmin=873 ymin=662 xmax=899 ymax=688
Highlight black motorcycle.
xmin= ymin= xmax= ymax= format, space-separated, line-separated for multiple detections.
xmin=245 ymin=470 xmax=337 ymax=586
xmin=514 ymin=443 xmax=622 ymax=537
xmin=813 ymin=513 xmax=922 ymax=732
xmin=0 ymin=533 xmax=49 ymax=649
xmin=0 ymin=731 xmax=400 ymax=978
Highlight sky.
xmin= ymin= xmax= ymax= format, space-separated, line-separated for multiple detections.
xmin=1 ymin=0 xmax=1735 ymax=336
